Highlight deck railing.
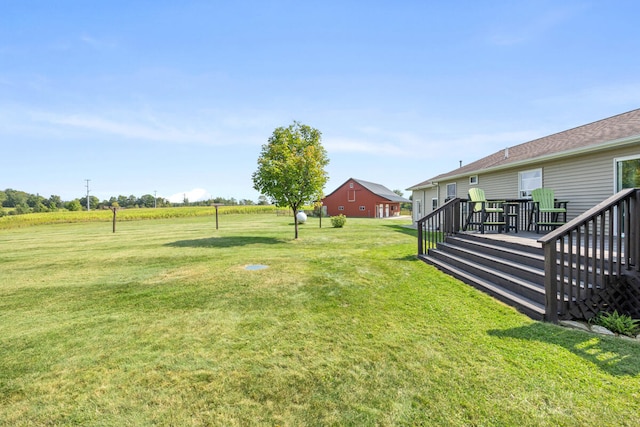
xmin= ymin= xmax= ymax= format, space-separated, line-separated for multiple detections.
xmin=417 ymin=198 xmax=463 ymax=256
xmin=417 ymin=198 xmax=538 ymax=255
xmin=538 ymin=188 xmax=640 ymax=322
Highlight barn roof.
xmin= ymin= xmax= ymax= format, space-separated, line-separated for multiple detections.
xmin=352 ymin=178 xmax=411 ymax=202
xmin=325 ymin=178 xmax=410 ymax=202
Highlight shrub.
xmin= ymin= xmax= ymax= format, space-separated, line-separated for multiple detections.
xmin=331 ymin=214 xmax=346 ymax=228
xmin=591 ymin=310 xmax=640 ymax=337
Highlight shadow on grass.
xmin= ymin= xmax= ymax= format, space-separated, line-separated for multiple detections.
xmin=393 ymin=254 xmax=421 ymax=262
xmin=383 ymin=223 xmax=418 ymax=238
xmin=488 ymin=322 xmax=640 ymax=377
xmin=167 ymin=236 xmax=285 ymax=248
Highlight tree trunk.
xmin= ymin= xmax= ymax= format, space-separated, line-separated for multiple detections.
xmin=293 ymin=208 xmax=299 ymax=239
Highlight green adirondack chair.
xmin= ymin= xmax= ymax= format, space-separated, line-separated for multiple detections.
xmin=530 ymin=188 xmax=568 ymax=233
xmin=463 ymin=188 xmax=505 ymax=234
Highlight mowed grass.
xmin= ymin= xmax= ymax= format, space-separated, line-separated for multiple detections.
xmin=1 ymin=214 xmax=639 ymax=426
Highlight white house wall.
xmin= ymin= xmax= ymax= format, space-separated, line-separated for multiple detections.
xmin=542 ymin=145 xmax=640 ymax=219
xmin=412 ymin=188 xmax=438 ymax=222
xmin=412 ymin=144 xmax=639 ymax=224
xmin=470 ymin=170 xmax=519 ymax=200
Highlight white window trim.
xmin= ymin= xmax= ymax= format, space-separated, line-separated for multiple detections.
xmin=518 ymin=168 xmax=542 ymax=199
xmin=469 ymin=175 xmax=478 ymax=185
xmin=445 ymin=183 xmax=456 ymax=201
xmin=614 ymin=154 xmax=640 ymax=192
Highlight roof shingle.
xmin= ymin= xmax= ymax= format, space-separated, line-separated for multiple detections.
xmin=408 ymin=108 xmax=640 ymax=189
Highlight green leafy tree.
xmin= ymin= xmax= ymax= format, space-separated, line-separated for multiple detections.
xmin=26 ymin=194 xmax=46 ymax=210
xmin=252 ymin=121 xmax=329 ymax=239
xmin=47 ymin=195 xmax=62 ymax=210
xmin=393 ymin=189 xmax=412 ymax=212
xmin=138 ymin=194 xmax=156 ymax=208
xmin=14 ymin=203 xmax=31 ymax=214
xmin=66 ymin=199 xmax=82 ymax=211
xmin=3 ymin=189 xmax=28 ymax=207
xmin=80 ymin=195 xmax=100 ymax=210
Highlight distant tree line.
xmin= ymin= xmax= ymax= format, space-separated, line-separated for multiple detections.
xmin=0 ymin=188 xmax=270 ymax=216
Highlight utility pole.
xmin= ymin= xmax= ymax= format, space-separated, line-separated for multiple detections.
xmin=154 ymin=190 xmax=157 ymax=208
xmin=85 ymin=179 xmax=91 ymax=211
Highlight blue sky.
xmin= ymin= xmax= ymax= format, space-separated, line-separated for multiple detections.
xmin=2 ymin=1 xmax=640 ymax=203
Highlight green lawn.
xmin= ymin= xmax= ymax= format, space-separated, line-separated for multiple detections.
xmin=1 ymin=214 xmax=639 ymax=426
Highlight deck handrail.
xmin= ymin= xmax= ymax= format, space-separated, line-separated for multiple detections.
xmin=417 ymin=197 xmax=462 ymax=256
xmin=538 ymin=188 xmax=640 ymax=322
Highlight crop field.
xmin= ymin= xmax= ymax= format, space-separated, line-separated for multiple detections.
xmin=1 ymin=213 xmax=639 ymax=426
xmin=0 ymin=205 xmax=280 ymax=230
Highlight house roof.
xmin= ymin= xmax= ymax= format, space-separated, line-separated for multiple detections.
xmin=325 ymin=178 xmax=411 ymax=203
xmin=407 ymin=108 xmax=640 ymax=190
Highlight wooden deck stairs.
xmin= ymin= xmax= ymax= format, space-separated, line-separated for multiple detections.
xmin=417 ymin=189 xmax=640 ymax=322
xmin=419 ymin=233 xmax=546 ymax=320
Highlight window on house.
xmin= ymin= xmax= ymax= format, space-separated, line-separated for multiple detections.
xmin=349 ymin=182 xmax=354 ymax=188
xmin=348 ymin=190 xmax=356 ymax=202
xmin=338 ymin=206 xmax=344 ymax=210
xmin=616 ymin=155 xmax=640 ymax=191
xmin=432 ymin=198 xmax=438 ymax=210
xmin=445 ymin=183 xmax=457 ymax=201
xmin=469 ymin=175 xmax=478 ymax=185
xmin=359 ymin=206 xmax=365 ymax=211
xmin=519 ymin=168 xmax=542 ymax=198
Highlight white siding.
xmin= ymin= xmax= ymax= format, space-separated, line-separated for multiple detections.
xmin=413 ymin=145 xmax=640 ymax=226
xmin=441 ymin=171 xmax=520 ymax=202
xmin=411 ymin=187 xmax=439 ymax=223
xmin=473 ymin=171 xmax=520 ymax=200
xmin=543 ymin=145 xmax=640 ymax=220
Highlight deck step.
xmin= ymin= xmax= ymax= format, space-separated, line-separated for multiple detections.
xmin=420 ymin=254 xmax=545 ymax=320
xmin=428 ymin=248 xmax=546 ymax=304
xmin=436 ymin=242 xmax=545 ymax=285
xmin=419 ymin=234 xmax=547 ymax=320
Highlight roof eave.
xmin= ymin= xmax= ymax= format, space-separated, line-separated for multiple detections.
xmin=418 ymin=134 xmax=640 ymax=185
xmin=406 ymin=181 xmax=437 ymax=191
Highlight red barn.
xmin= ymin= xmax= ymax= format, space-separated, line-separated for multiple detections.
xmin=322 ymin=178 xmax=410 ymax=218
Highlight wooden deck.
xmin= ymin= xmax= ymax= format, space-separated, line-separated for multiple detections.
xmin=417 ymin=189 xmax=640 ymax=321
xmin=459 ymin=230 xmax=543 ymax=248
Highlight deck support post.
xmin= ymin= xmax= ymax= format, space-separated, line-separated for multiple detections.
xmin=417 ymin=220 xmax=424 ymax=256
xmin=543 ymin=242 xmax=559 ymax=323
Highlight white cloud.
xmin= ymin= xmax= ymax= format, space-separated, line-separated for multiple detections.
xmin=22 ymin=106 xmax=280 ymax=147
xmin=486 ymin=6 xmax=579 ymax=46
xmin=324 ymin=126 xmax=540 ymax=161
xmin=80 ymin=34 xmax=117 ymax=50
xmin=37 ymin=112 xmax=218 ymax=144
xmin=324 ymin=136 xmax=406 ymax=156
xmin=537 ymin=83 xmax=640 ymax=109
xmin=167 ymin=188 xmax=209 ymax=204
